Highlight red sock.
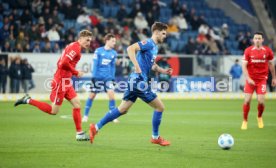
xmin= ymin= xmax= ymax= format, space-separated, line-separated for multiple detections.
xmin=258 ymin=104 xmax=265 ymax=118
xmin=243 ymin=103 xmax=250 ymax=121
xmin=29 ymin=99 xmax=52 ymax=115
xmin=72 ymin=108 xmax=82 ymax=132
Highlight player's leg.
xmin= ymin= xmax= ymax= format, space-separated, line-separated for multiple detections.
xmin=89 ymin=100 xmax=134 ymax=143
xmin=256 ymin=81 xmax=266 ymax=128
xmin=82 ymin=78 xmax=99 ymax=122
xmin=14 ymin=94 xmax=55 ymax=115
xmin=241 ymin=80 xmax=255 ymax=130
xmin=256 ymin=94 xmax=265 ymax=128
xmin=107 ymin=89 xmax=115 ymax=110
xmin=96 ymin=100 xmax=132 ymax=130
xmin=147 ymin=97 xmax=170 ymax=146
xmin=241 ymin=93 xmax=253 ymax=130
xmin=107 ymin=89 xmax=119 ymax=123
xmin=69 ymin=96 xmax=89 ymax=141
xmin=82 ymin=92 xmax=96 ymax=122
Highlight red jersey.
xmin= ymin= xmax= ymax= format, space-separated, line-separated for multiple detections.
xmin=54 ymin=42 xmax=81 ymax=80
xmin=242 ymin=45 xmax=274 ymax=80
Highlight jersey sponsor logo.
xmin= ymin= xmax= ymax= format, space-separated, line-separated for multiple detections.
xmin=101 ymin=58 xmax=112 ymax=65
xmin=251 ymin=59 xmax=266 ymax=63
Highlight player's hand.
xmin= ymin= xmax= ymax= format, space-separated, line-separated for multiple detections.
xmin=135 ymin=66 xmax=142 ymax=74
xmin=247 ymin=77 xmax=255 ymax=85
xmin=272 ymin=78 xmax=276 ymax=87
xmin=164 ymin=68 xmax=173 ymax=75
xmin=77 ymin=71 xmax=84 ymax=78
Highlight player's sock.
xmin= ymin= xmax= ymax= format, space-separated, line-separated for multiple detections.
xmin=96 ymin=108 xmax=121 ymax=130
xmin=29 ymin=99 xmax=52 ymax=114
xmin=243 ymin=103 xmax=250 ymax=121
xmin=73 ymin=108 xmax=82 ymax=132
xmin=152 ymin=110 xmax=163 ymax=139
xmin=84 ymin=98 xmax=93 ymax=117
xmin=257 ymin=103 xmax=265 ymax=118
xmin=109 ymin=99 xmax=115 ymax=110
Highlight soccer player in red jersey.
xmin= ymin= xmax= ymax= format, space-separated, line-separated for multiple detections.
xmin=14 ymin=30 xmax=93 ymax=140
xmin=241 ymin=32 xmax=276 ymax=130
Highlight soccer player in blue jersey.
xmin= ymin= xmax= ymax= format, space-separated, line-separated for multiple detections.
xmin=89 ymin=22 xmax=172 ymax=146
xmin=82 ymin=33 xmax=119 ymax=123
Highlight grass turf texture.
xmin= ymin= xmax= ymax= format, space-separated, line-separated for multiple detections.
xmin=0 ymin=99 xmax=276 ymax=168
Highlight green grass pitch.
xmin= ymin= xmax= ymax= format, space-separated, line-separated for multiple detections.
xmin=0 ymin=99 xmax=276 ymax=168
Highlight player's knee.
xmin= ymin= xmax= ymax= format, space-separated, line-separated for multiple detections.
xmin=118 ymin=107 xmax=128 ymax=114
xmin=89 ymin=94 xmax=96 ymax=100
xmin=73 ymin=103 xmax=81 ymax=109
xmin=156 ymin=105 xmax=165 ymax=112
xmin=244 ymin=98 xmax=251 ymax=105
xmin=257 ymin=99 xmax=265 ymax=104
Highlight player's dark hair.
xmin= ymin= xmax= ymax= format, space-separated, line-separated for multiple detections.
xmin=253 ymin=31 xmax=264 ymax=38
xmin=104 ymin=33 xmax=116 ymax=42
xmin=151 ymin=22 xmax=168 ymax=32
xmin=78 ymin=30 xmax=93 ymax=38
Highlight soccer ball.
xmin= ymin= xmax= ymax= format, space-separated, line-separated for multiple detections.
xmin=218 ymin=133 xmax=234 ymax=150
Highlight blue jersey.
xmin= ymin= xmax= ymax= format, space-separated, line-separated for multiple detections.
xmin=91 ymin=47 xmax=117 ymax=81
xmin=123 ymin=39 xmax=158 ymax=103
xmin=134 ymin=38 xmax=158 ymax=80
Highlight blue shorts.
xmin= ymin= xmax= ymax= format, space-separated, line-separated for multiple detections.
xmin=123 ymin=74 xmax=157 ymax=103
xmin=90 ymin=78 xmax=115 ymax=93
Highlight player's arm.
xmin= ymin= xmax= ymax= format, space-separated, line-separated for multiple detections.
xmin=127 ymin=43 xmax=141 ymax=73
xmin=92 ymin=51 xmax=99 ymax=76
xmin=268 ymin=60 xmax=276 ymax=87
xmin=110 ymin=53 xmax=117 ymax=80
xmin=59 ymin=49 xmax=82 ymax=77
xmin=152 ymin=62 xmax=173 ymax=75
xmin=242 ymin=60 xmax=255 ymax=85
xmin=268 ymin=48 xmax=276 ymax=86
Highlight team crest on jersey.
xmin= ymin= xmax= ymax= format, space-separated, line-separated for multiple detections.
xmin=141 ymin=40 xmax=147 ymax=45
xmin=111 ymin=55 xmax=114 ymax=58
xmin=263 ymin=54 xmax=266 ymax=58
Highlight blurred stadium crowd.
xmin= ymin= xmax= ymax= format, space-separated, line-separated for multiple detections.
xmin=0 ymin=0 xmax=258 ymax=55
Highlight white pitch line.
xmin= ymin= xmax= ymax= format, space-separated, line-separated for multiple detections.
xmin=60 ymin=115 xmax=72 ymax=120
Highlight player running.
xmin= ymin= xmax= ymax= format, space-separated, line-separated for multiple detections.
xmin=82 ymin=33 xmax=118 ymax=123
xmin=14 ymin=30 xmax=93 ymax=140
xmin=241 ymin=31 xmax=276 ymax=130
xmin=89 ymin=22 xmax=173 ymax=146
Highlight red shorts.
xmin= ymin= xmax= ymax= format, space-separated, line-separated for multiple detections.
xmin=244 ymin=79 xmax=267 ymax=95
xmin=50 ymin=79 xmax=77 ymax=105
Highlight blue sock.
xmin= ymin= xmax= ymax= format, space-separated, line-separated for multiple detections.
xmin=96 ymin=108 xmax=121 ymax=130
xmin=109 ymin=99 xmax=115 ymax=110
xmin=152 ymin=111 xmax=163 ymax=138
xmin=84 ymin=98 xmax=93 ymax=117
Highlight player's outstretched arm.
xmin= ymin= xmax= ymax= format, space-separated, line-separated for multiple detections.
xmin=152 ymin=62 xmax=173 ymax=75
xmin=127 ymin=43 xmax=141 ymax=74
xmin=268 ymin=61 xmax=276 ymax=86
xmin=242 ymin=61 xmax=255 ymax=85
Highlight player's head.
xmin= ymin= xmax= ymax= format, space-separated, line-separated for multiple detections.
xmin=151 ymin=22 xmax=168 ymax=43
xmin=253 ymin=31 xmax=264 ymax=47
xmin=104 ymin=33 xmax=116 ymax=49
xmin=78 ymin=30 xmax=93 ymax=49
